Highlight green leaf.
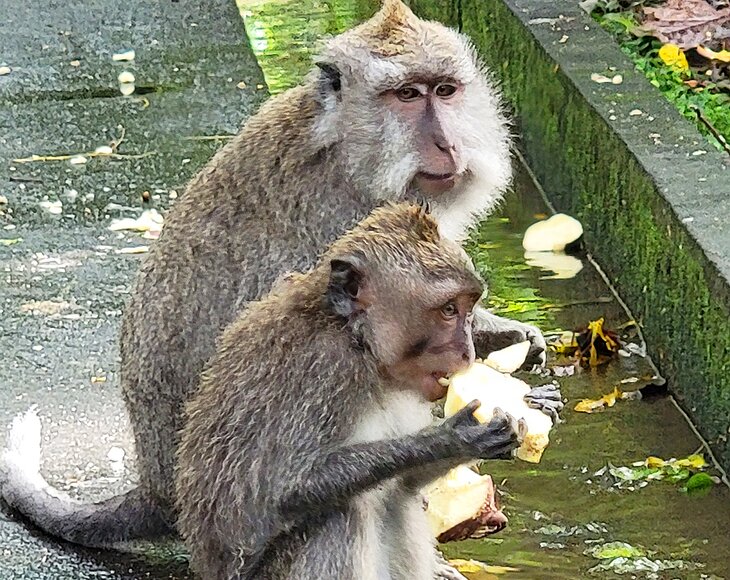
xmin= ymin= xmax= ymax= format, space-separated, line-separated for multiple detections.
xmin=684 ymin=473 xmax=715 ymax=496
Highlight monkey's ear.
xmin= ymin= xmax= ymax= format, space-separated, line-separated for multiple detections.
xmin=327 ymin=255 xmax=366 ymax=318
xmin=316 ymin=62 xmax=342 ymax=95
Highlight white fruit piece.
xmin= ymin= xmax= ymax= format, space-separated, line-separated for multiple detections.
xmin=484 ymin=340 xmax=530 ymax=373
xmin=522 ymin=213 xmax=583 ymax=252
xmin=444 ymin=362 xmax=552 ymax=463
xmin=424 ymin=465 xmax=505 ymax=542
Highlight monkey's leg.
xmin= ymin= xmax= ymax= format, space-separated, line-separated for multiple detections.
xmin=472 ymin=306 xmax=546 ymax=368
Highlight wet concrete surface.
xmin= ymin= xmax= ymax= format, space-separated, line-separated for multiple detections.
xmin=0 ymin=0 xmax=264 ymax=577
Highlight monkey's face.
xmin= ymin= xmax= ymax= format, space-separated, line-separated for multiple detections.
xmin=379 ymin=79 xmax=465 ymax=196
xmin=375 ymin=287 xmax=481 ymax=402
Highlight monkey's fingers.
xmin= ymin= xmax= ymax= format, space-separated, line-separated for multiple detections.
xmin=525 ymin=383 xmax=562 ymax=400
xmin=524 ymin=391 xmax=565 ymax=424
xmin=517 ymin=418 xmax=528 ymax=442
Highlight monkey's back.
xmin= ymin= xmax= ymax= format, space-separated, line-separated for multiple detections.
xmin=118 ymin=81 xmax=374 ymax=516
xmin=175 ymin=287 xmax=379 ymax=579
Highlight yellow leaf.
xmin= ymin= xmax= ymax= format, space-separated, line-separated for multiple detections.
xmin=645 ymin=456 xmax=665 ymax=468
xmin=450 ymin=559 xmax=488 ymax=573
xmin=675 ymin=454 xmax=707 ymax=469
xmin=450 ymin=560 xmax=520 ymax=577
xmin=574 ymin=387 xmax=624 ymax=413
xmin=697 ymin=45 xmax=730 ymax=63
xmin=549 ymin=331 xmax=578 ymax=354
xmin=658 ymin=44 xmax=689 ymax=71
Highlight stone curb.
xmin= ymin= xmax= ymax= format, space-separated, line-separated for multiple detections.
xmin=410 ymin=0 xmax=730 ymax=470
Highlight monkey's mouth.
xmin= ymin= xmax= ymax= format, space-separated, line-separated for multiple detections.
xmin=415 ymin=172 xmax=457 ymax=194
xmin=425 ymin=372 xmax=452 ymax=402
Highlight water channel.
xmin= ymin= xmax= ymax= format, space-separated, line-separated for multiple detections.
xmin=237 ymin=1 xmax=730 ymax=578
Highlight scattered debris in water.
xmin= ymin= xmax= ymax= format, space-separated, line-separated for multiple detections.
xmin=590 ymin=454 xmax=720 ymax=492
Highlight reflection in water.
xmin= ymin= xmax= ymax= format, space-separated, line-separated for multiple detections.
xmin=524 ymin=251 xmax=584 ymax=280
xmin=236 ymin=2 xmax=730 ymax=578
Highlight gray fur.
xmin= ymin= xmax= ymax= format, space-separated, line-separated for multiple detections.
xmin=175 ymin=203 xmax=522 ymax=579
xmin=0 ymin=0 xmax=553 ymax=555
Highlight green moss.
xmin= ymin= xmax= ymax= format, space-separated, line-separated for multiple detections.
xmin=410 ymin=0 xmax=730 ymax=469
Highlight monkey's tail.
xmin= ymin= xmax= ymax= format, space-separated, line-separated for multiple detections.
xmin=0 ymin=407 xmax=173 ymax=548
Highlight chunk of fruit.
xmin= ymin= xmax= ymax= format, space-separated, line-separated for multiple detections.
xmin=444 ymin=362 xmax=552 ymax=463
xmin=424 ymin=465 xmax=507 ymax=542
xmin=484 ymin=340 xmax=530 ymax=373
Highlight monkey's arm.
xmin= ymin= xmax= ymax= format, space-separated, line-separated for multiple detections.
xmin=278 ymin=407 xmax=519 ymax=522
xmin=472 ymin=305 xmax=546 ymax=368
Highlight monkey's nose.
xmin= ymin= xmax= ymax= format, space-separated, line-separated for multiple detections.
xmin=435 ymin=140 xmax=455 ymax=153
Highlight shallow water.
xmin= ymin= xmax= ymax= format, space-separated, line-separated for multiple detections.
xmin=236 ymin=1 xmax=730 ymax=578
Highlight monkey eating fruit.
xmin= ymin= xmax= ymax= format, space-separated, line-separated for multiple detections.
xmin=175 ymin=202 xmax=526 ymax=580
xmin=0 ymin=0 xmax=557 ymax=557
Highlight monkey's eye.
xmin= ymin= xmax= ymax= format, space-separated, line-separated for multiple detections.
xmin=435 ymin=83 xmax=458 ymax=98
xmin=396 ymin=86 xmax=421 ymax=102
xmin=440 ymin=301 xmax=458 ymax=319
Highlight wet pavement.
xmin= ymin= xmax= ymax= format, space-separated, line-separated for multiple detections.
xmin=2 ymin=0 xmax=730 ymax=579
xmin=0 ymin=0 xmax=264 ymax=577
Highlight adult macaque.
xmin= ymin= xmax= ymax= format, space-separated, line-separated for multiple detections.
xmin=176 ymin=202 xmax=526 ymax=579
xmin=0 ymin=0 xmax=560 ymax=555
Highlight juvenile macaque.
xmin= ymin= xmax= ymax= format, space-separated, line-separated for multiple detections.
xmin=0 ymin=0 xmax=559 ymax=555
xmin=176 ymin=202 xmax=526 ymax=579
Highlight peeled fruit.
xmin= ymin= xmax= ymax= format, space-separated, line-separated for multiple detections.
xmin=424 ymin=465 xmax=507 ymax=542
xmin=522 ymin=213 xmax=583 ymax=252
xmin=484 ymin=340 xmax=530 ymax=373
xmin=444 ymin=362 xmax=552 ymax=463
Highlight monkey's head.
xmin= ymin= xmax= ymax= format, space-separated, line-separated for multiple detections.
xmin=312 ymin=0 xmax=512 ymax=239
xmin=323 ymin=202 xmax=484 ymax=402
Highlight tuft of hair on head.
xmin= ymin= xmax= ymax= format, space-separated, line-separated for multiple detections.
xmin=356 ymin=201 xmax=441 ymax=246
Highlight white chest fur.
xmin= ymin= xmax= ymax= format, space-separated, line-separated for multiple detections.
xmin=349 ymin=391 xmax=436 ymax=580
xmin=350 ymin=390 xmax=433 ymax=444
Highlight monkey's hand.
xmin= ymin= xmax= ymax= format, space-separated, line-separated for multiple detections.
xmin=433 ymin=549 xmax=468 ymax=580
xmin=472 ymin=307 xmax=546 ymax=369
xmin=445 ymin=401 xmax=525 ymax=460
xmin=524 ymin=382 xmax=564 ymax=424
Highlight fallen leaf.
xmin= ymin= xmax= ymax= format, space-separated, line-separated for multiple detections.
xmin=683 ymin=472 xmax=716 ymax=495
xmin=112 ymin=50 xmax=135 ymax=61
xmin=574 ymin=386 xmax=626 ymax=413
xmin=697 ymin=45 xmax=730 ymax=62
xmin=20 ymin=300 xmax=70 ymax=316
xmin=0 ymin=238 xmax=22 ymax=246
xmin=591 ymin=73 xmax=614 ymax=83
xmin=548 ymin=331 xmax=579 ymax=355
xmin=39 ymin=200 xmax=63 ymax=215
xmin=449 ymin=559 xmax=519 ymax=576
xmin=109 ymin=209 xmax=164 ymax=239
xmin=116 ymin=246 xmax=149 ymax=254
xmin=658 ymin=43 xmax=689 ymax=71
xmin=575 ymin=317 xmax=621 ymax=367
xmin=587 ymin=541 xmax=645 ymax=559
xmin=640 ymin=0 xmax=730 ymax=50
xmin=0 ymin=66 xmax=11 ymax=76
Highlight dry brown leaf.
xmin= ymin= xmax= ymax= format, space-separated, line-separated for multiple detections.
xmin=640 ymin=0 xmax=730 ymax=50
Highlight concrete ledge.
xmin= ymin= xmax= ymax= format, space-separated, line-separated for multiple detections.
xmin=409 ymin=0 xmax=730 ymax=469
